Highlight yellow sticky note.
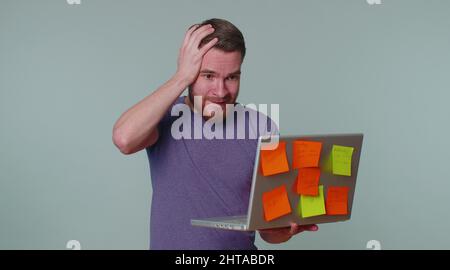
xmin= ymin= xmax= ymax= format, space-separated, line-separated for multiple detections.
xmin=331 ymin=145 xmax=354 ymax=176
xmin=298 ymin=185 xmax=326 ymax=218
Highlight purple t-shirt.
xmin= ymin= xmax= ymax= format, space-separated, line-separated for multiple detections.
xmin=146 ymin=96 xmax=276 ymax=250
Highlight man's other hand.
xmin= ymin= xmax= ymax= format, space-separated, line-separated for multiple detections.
xmin=259 ymin=223 xmax=319 ymax=244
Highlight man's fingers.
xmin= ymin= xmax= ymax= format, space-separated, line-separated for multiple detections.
xmin=300 ymin=224 xmax=319 ymax=232
xmin=188 ymin=24 xmax=200 ymax=31
xmin=182 ymin=24 xmax=200 ymax=46
xmin=289 ymin=223 xmax=301 ymax=235
xmin=290 ymin=224 xmax=319 ymax=235
xmin=199 ymin=37 xmax=218 ymax=55
xmin=189 ymin=24 xmax=212 ymax=40
xmin=189 ymin=25 xmax=215 ymax=50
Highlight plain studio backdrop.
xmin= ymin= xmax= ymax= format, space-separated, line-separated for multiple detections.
xmin=1 ymin=0 xmax=449 ymax=249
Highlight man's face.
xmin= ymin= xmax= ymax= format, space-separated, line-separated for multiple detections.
xmin=188 ymin=48 xmax=242 ymax=118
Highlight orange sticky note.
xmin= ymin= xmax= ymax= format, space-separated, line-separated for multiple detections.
xmin=296 ymin=168 xmax=321 ymax=196
xmin=292 ymin=140 xmax=322 ymax=169
xmin=326 ymin=186 xmax=349 ymax=215
xmin=260 ymin=141 xmax=290 ymax=176
xmin=262 ymin=185 xmax=292 ymax=222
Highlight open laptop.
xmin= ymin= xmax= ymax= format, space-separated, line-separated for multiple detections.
xmin=191 ymin=133 xmax=364 ymax=231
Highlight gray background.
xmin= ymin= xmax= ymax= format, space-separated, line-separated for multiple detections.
xmin=1 ymin=0 xmax=449 ymax=249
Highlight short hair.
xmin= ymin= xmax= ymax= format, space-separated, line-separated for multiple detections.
xmin=196 ymin=18 xmax=246 ymax=62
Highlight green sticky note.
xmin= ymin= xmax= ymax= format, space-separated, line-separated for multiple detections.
xmin=298 ymin=185 xmax=326 ymax=218
xmin=332 ymin=145 xmax=354 ymax=176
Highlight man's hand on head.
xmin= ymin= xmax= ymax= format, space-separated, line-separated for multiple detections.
xmin=175 ymin=24 xmax=218 ymax=86
xmin=258 ymin=223 xmax=319 ymax=244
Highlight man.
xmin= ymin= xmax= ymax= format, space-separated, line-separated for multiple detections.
xmin=112 ymin=18 xmax=318 ymax=250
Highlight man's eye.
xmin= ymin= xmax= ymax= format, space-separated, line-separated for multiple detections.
xmin=227 ymin=76 xmax=238 ymax=81
xmin=203 ymin=74 xmax=214 ymax=80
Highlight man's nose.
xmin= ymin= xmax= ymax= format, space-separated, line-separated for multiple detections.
xmin=213 ymin=79 xmax=229 ymax=98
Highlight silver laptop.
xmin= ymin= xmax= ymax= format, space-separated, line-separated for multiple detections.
xmin=191 ymin=133 xmax=364 ymax=231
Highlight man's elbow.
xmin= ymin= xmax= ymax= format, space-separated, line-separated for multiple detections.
xmin=112 ymin=128 xmax=135 ymax=155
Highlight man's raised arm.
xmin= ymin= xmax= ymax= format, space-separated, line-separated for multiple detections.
xmin=112 ymin=24 xmax=218 ymax=154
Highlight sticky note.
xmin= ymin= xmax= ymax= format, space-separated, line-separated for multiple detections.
xmin=298 ymin=185 xmax=326 ymax=218
xmin=331 ymin=145 xmax=354 ymax=176
xmin=262 ymin=185 xmax=292 ymax=222
xmin=260 ymin=141 xmax=290 ymax=176
xmin=293 ymin=140 xmax=322 ymax=168
xmin=296 ymin=168 xmax=321 ymax=196
xmin=326 ymin=186 xmax=349 ymax=215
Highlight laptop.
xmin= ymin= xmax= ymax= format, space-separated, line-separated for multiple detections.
xmin=191 ymin=133 xmax=364 ymax=231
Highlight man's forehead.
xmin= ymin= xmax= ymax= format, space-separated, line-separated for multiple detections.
xmin=200 ymin=48 xmax=242 ymax=73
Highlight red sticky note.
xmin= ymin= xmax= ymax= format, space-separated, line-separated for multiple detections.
xmin=262 ymin=185 xmax=292 ymax=222
xmin=292 ymin=140 xmax=322 ymax=169
xmin=326 ymin=186 xmax=349 ymax=215
xmin=260 ymin=141 xmax=290 ymax=176
xmin=296 ymin=168 xmax=321 ymax=196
